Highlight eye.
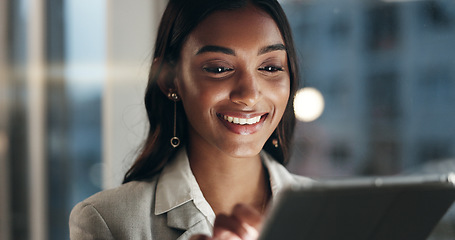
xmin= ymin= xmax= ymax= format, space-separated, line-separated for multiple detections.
xmin=203 ymin=66 xmax=234 ymax=74
xmin=259 ymin=66 xmax=284 ymax=72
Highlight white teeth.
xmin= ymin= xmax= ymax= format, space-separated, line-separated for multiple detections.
xmin=223 ymin=115 xmax=262 ymax=125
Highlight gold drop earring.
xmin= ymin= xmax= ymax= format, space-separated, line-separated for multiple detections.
xmin=272 ymin=138 xmax=279 ymax=148
xmin=168 ymin=92 xmax=180 ymax=148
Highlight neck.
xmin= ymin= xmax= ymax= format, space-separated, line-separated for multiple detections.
xmin=187 ymin=144 xmax=271 ymax=215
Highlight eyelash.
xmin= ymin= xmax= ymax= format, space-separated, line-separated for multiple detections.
xmin=259 ymin=66 xmax=284 ymax=72
xmin=203 ymin=66 xmax=284 ymax=74
xmin=203 ymin=67 xmax=233 ymax=74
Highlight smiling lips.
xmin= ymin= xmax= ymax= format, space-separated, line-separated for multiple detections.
xmin=222 ymin=115 xmax=262 ymax=125
xmin=217 ymin=113 xmax=267 ymax=135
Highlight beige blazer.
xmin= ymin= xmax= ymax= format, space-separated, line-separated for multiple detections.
xmin=69 ymin=152 xmax=311 ymax=240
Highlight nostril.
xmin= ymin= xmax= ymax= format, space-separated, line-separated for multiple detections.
xmin=229 ymin=73 xmax=261 ymax=106
xmin=230 ymin=89 xmax=260 ymax=106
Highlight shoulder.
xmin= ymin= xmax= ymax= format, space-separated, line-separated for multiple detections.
xmin=261 ymin=151 xmax=313 ymax=196
xmin=289 ymin=172 xmax=314 ymax=185
xmin=268 ymin=158 xmax=313 ymax=184
xmin=69 ymin=178 xmax=158 ymax=239
xmin=262 ymin=152 xmax=312 ymax=182
xmin=83 ymin=179 xmax=157 ymax=206
xmin=72 ymin=178 xmax=158 ymax=218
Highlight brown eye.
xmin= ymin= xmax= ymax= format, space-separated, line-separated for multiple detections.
xmin=259 ymin=66 xmax=284 ymax=72
xmin=203 ymin=67 xmax=233 ymax=74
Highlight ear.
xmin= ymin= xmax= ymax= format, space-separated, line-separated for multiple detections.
xmin=154 ymin=58 xmax=178 ymax=97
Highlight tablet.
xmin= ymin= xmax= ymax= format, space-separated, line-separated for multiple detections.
xmin=259 ymin=173 xmax=455 ymax=240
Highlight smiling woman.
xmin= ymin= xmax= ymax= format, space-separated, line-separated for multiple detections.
xmin=177 ymin=6 xmax=290 ymax=159
xmin=69 ymin=1 xmax=311 ymax=239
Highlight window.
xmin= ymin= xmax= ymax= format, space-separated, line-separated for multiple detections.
xmin=419 ymin=0 xmax=452 ymax=29
xmin=282 ymin=1 xmax=455 ymax=237
xmin=366 ymin=4 xmax=399 ymax=51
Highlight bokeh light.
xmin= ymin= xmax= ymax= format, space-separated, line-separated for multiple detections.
xmin=294 ymin=87 xmax=325 ymax=122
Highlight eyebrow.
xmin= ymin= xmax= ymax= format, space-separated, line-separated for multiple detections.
xmin=195 ymin=43 xmax=286 ymax=56
xmin=258 ymin=43 xmax=286 ymax=55
xmin=196 ymin=45 xmax=235 ymax=56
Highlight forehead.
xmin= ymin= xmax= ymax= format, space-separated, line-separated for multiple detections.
xmin=185 ymin=6 xmax=284 ymax=53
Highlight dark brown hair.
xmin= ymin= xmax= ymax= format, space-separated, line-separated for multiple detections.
xmin=123 ymin=0 xmax=300 ymax=183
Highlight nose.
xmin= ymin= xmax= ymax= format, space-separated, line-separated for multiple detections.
xmin=230 ymin=71 xmax=261 ymax=107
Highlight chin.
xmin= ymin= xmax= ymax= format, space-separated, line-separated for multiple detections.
xmin=221 ymin=142 xmax=265 ymax=159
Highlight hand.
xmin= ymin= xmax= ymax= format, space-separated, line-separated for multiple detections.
xmin=190 ymin=203 xmax=264 ymax=240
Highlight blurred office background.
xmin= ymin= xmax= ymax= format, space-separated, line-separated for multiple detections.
xmin=0 ymin=0 xmax=454 ymax=239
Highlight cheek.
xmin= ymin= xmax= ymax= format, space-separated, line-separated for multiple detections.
xmin=180 ymin=69 xmax=231 ymax=103
xmin=267 ymin=78 xmax=291 ymax=111
xmin=180 ymin=80 xmax=228 ymax=106
xmin=178 ymin=61 xmax=222 ymax=98
xmin=178 ymin=77 xmax=229 ymax=119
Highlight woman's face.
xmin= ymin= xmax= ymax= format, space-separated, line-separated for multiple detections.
xmin=176 ymin=6 xmax=290 ymax=158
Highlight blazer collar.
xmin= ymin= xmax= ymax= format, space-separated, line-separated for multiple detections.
xmin=154 ymin=148 xmax=193 ymax=215
xmin=155 ymin=150 xmax=298 ymax=214
xmin=261 ymin=151 xmax=309 ymax=197
xmin=167 ymin=201 xmax=213 ymax=237
xmin=154 ymin=148 xmax=215 ymax=228
xmin=155 ymin=149 xmax=309 ymax=233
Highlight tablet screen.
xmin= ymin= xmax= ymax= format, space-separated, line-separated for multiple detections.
xmin=260 ymin=173 xmax=455 ymax=240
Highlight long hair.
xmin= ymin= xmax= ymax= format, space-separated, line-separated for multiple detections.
xmin=123 ymin=0 xmax=300 ymax=183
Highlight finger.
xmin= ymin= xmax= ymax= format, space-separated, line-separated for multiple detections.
xmin=212 ymin=229 xmax=242 ymax=240
xmin=232 ymin=203 xmax=264 ymax=231
xmin=213 ymin=213 xmax=254 ymax=240
xmin=189 ymin=234 xmax=212 ymax=240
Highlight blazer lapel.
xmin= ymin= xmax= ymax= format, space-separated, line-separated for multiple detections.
xmin=166 ymin=201 xmax=213 ymax=239
xmin=176 ymin=220 xmax=213 ymax=240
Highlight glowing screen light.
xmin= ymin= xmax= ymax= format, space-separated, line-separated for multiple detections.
xmin=294 ymin=87 xmax=325 ymax=122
